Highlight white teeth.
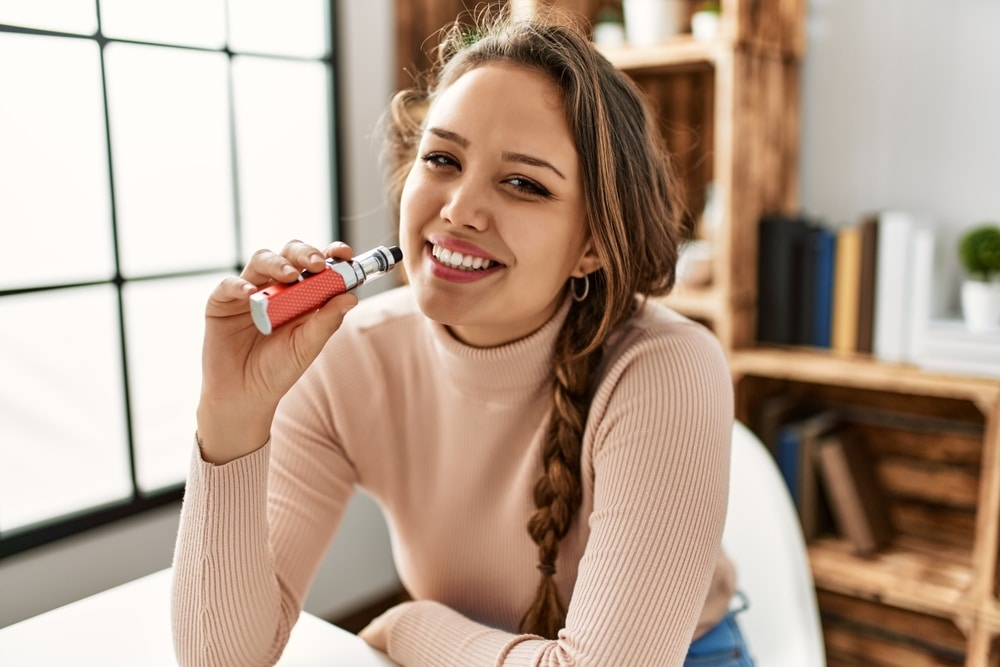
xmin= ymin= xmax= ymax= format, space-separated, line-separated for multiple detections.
xmin=431 ymin=244 xmax=494 ymax=271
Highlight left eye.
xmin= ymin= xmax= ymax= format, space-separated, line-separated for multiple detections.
xmin=507 ymin=177 xmax=551 ymax=198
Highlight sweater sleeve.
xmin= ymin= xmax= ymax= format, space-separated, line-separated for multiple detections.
xmin=171 ymin=367 xmax=361 ymax=667
xmin=378 ymin=323 xmax=734 ymax=666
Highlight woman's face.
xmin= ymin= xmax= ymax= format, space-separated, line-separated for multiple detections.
xmin=399 ymin=63 xmax=600 ymax=347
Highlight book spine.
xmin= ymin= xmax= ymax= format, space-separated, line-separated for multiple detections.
xmin=856 ymin=216 xmax=879 ymax=354
xmin=757 ymin=215 xmax=807 ymax=345
xmin=873 ymin=211 xmax=914 ymax=362
xmin=812 ymin=226 xmax=837 ymax=348
xmin=817 ymin=435 xmax=893 ymax=556
xmin=905 ymin=227 xmax=935 ymax=362
xmin=776 ymin=424 xmax=801 ymax=506
xmin=795 ymin=222 xmax=819 ymax=346
xmin=831 ymin=226 xmax=862 ymax=353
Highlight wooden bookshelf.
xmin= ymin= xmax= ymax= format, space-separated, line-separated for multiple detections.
xmin=735 ymin=355 xmax=1000 ymax=666
xmin=394 ymin=1 xmax=1000 ymax=664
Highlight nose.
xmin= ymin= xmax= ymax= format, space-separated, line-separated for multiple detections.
xmin=440 ymin=179 xmax=491 ymax=231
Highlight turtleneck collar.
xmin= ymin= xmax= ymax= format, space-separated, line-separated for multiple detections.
xmin=423 ymin=296 xmax=572 ymax=404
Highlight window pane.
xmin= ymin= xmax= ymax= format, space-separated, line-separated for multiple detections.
xmin=0 ymin=0 xmax=97 ymax=35
xmin=104 ymin=43 xmax=236 ymax=277
xmin=99 ymin=0 xmax=225 ymax=49
xmin=232 ymin=56 xmax=334 ymax=256
xmin=122 ymin=274 xmax=222 ymax=492
xmin=0 ymin=33 xmax=114 ymax=289
xmin=228 ymin=0 xmax=328 ymax=58
xmin=0 ymin=286 xmax=132 ymax=532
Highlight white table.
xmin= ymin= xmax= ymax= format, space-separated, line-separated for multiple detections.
xmin=0 ymin=568 xmax=398 ymax=666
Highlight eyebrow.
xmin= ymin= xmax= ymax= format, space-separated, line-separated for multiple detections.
xmin=426 ymin=126 xmax=567 ymax=180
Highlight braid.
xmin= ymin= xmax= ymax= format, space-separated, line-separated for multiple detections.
xmin=519 ymin=294 xmax=605 ymax=639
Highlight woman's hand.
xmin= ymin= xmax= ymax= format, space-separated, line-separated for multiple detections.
xmin=358 ymin=601 xmax=415 ymax=654
xmin=196 ymin=240 xmax=359 ymax=464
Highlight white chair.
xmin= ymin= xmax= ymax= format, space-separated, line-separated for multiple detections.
xmin=722 ymin=421 xmax=827 ymax=666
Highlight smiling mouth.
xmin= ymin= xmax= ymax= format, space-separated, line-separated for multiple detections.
xmin=430 ymin=243 xmax=501 ymax=271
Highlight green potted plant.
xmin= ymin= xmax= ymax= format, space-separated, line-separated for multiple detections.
xmin=958 ymin=223 xmax=1000 ymax=331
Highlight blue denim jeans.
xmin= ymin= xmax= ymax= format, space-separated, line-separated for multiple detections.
xmin=683 ymin=595 xmax=755 ymax=667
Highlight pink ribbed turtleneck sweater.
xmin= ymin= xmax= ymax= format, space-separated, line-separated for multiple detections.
xmin=172 ymin=286 xmax=736 ymax=666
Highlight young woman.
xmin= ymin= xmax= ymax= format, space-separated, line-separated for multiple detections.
xmin=172 ymin=9 xmax=751 ymax=667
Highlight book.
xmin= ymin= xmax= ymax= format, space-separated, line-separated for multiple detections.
xmin=757 ymin=215 xmax=810 ymax=345
xmin=810 ymin=225 xmax=837 ymax=348
xmin=831 ymin=225 xmax=862 ymax=353
xmin=855 ymin=215 xmax=879 ymax=354
xmin=794 ymin=221 xmax=819 ymax=346
xmin=816 ymin=434 xmax=894 ymax=556
xmin=775 ymin=410 xmax=839 ymax=540
xmin=914 ymin=356 xmax=1000 ymax=378
xmin=913 ymin=316 xmax=1000 ymax=377
xmin=872 ymin=210 xmax=915 ymax=362
xmin=904 ymin=227 xmax=936 ymax=361
xmin=750 ymin=393 xmax=803 ymax=456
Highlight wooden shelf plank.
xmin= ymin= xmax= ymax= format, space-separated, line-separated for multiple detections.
xmin=651 ymin=285 xmax=722 ymax=322
xmin=731 ymin=348 xmax=1000 ymax=409
xmin=598 ymin=35 xmax=725 ymax=71
xmin=808 ymin=537 xmax=977 ymax=620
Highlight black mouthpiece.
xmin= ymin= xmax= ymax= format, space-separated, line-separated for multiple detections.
xmin=389 ymin=246 xmax=403 ymax=263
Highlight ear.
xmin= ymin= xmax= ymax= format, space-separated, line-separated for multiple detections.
xmin=571 ymin=237 xmax=603 ymax=278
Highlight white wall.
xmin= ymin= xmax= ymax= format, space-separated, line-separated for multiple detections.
xmin=0 ymin=0 xmax=399 ymax=629
xmin=798 ymin=0 xmax=1000 ymax=314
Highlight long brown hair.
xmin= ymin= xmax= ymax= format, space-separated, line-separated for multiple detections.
xmin=384 ymin=6 xmax=691 ymax=639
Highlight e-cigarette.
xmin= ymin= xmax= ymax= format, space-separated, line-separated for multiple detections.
xmin=250 ymin=245 xmax=403 ymax=335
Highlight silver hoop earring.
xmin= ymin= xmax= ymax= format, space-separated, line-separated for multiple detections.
xmin=571 ymin=274 xmax=590 ymax=302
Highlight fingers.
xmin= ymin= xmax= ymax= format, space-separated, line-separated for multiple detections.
xmin=240 ymin=240 xmax=353 ymax=287
xmin=212 ymin=240 xmax=357 ymax=321
xmin=281 ymin=239 xmax=332 ymax=274
xmin=214 ymin=276 xmax=257 ymax=301
xmin=239 ymin=248 xmax=300 ymax=286
xmin=323 ymin=241 xmax=355 ymax=262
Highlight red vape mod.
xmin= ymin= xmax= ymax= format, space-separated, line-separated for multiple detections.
xmin=250 ymin=245 xmax=403 ymax=335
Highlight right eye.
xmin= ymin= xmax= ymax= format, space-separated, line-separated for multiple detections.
xmin=420 ymin=152 xmax=460 ymax=170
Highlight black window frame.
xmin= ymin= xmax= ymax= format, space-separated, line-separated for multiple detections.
xmin=0 ymin=0 xmax=345 ymax=560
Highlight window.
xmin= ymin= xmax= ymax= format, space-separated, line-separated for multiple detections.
xmin=0 ymin=0 xmax=340 ymax=557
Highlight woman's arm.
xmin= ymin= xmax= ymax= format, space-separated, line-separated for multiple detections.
xmin=172 ymin=372 xmax=363 ymax=667
xmin=171 ymin=241 xmax=362 ymax=667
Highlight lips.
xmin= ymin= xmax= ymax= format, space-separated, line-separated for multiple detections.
xmin=423 ymin=237 xmax=504 ymax=283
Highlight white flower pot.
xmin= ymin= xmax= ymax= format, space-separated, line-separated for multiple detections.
xmin=623 ymin=0 xmax=687 ymax=47
xmin=593 ymin=22 xmax=626 ymax=48
xmin=691 ymin=11 xmax=721 ymax=41
xmin=961 ymin=280 xmax=1000 ymax=331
